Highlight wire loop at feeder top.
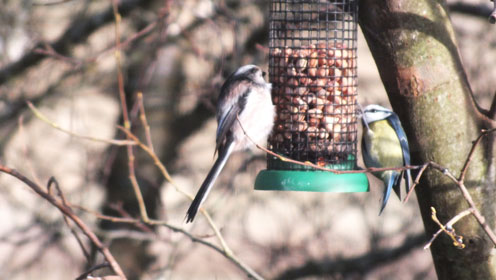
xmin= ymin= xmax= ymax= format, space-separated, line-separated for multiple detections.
xmin=267 ymin=0 xmax=359 ymax=171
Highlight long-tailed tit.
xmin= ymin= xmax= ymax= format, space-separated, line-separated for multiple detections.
xmin=185 ymin=65 xmax=275 ymax=223
xmin=361 ymin=104 xmax=412 ymax=214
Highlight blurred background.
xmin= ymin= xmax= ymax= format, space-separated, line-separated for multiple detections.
xmin=0 ymin=0 xmax=495 ymax=279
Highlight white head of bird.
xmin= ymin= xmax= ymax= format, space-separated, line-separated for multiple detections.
xmin=362 ymin=104 xmax=394 ymax=125
xmin=233 ymin=64 xmax=268 ymax=86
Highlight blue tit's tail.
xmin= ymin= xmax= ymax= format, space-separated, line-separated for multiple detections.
xmin=185 ymin=142 xmax=235 ymax=223
xmin=393 ymin=172 xmax=402 ymax=199
xmin=404 ymin=169 xmax=412 ymax=194
xmin=379 ymin=172 xmax=401 ymax=215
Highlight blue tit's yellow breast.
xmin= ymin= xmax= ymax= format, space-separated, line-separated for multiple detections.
xmin=365 ymin=119 xmax=404 ymax=168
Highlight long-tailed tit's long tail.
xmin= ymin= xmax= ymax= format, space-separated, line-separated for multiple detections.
xmin=185 ymin=141 xmax=235 ymax=223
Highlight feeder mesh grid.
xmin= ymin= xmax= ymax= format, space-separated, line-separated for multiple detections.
xmin=267 ymin=0 xmax=359 ymax=170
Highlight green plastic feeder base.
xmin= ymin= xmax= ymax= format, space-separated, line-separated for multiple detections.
xmin=254 ymin=169 xmax=369 ymax=192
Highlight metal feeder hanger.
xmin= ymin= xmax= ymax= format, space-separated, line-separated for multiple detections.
xmin=255 ymin=0 xmax=369 ymax=192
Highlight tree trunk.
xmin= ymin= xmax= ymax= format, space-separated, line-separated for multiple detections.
xmin=358 ymin=0 xmax=496 ymax=279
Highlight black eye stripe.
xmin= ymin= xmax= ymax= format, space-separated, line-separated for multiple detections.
xmin=367 ymin=108 xmax=389 ymax=114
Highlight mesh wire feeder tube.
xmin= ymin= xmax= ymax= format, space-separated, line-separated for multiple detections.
xmin=255 ymin=0 xmax=368 ymax=192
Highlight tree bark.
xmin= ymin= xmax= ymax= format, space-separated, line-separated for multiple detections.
xmin=358 ymin=0 xmax=496 ymax=279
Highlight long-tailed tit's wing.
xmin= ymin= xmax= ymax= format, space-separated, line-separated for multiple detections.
xmin=215 ymin=80 xmax=250 ymax=153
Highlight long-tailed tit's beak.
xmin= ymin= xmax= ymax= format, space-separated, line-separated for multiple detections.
xmin=262 ymin=71 xmax=267 ymax=77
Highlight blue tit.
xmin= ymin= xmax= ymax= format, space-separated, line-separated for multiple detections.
xmin=361 ymin=104 xmax=412 ymax=214
xmin=185 ymin=65 xmax=275 ymax=223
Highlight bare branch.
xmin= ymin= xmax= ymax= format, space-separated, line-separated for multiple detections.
xmin=0 ymin=0 xmax=150 ymax=86
xmin=137 ymin=92 xmax=155 ymax=153
xmin=235 ymin=114 xmax=420 ymax=174
xmin=47 ymin=177 xmax=91 ymax=262
xmin=459 ymin=128 xmax=496 ymax=182
xmin=237 ymin=112 xmax=496 ymax=248
xmin=448 ymin=2 xmax=494 ymax=21
xmin=0 ymin=165 xmax=127 ymax=279
xmin=424 ymin=208 xmax=473 ymax=250
xmin=75 ymin=206 xmax=264 ymax=280
xmin=488 ymin=91 xmax=496 ymax=119
xmin=423 ymin=163 xmax=496 ymax=247
xmin=75 ymin=262 xmax=111 ymax=280
xmin=115 ymin=125 xmax=232 ymax=254
xmin=404 ymin=163 xmax=429 ymax=203
xmin=32 ymin=0 xmax=78 ymax=6
xmin=111 ymin=0 xmax=150 ymax=223
xmin=27 ymin=102 xmax=135 ymax=146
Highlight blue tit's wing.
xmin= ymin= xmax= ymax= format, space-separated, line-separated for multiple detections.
xmin=361 ymin=133 xmax=377 ymax=168
xmin=386 ymin=112 xmax=412 ymax=194
xmin=215 ymin=80 xmax=250 ymax=154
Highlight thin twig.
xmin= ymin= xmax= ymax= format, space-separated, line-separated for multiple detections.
xmin=439 ymin=128 xmax=496 ymax=246
xmin=117 ymin=126 xmax=177 ymax=189
xmin=117 ymin=90 xmax=236 ymax=260
xmin=425 ymin=207 xmax=471 ymax=249
xmin=75 ymin=206 xmax=263 ymax=280
xmin=108 ymin=203 xmax=154 ymax=233
xmin=488 ymin=91 xmax=496 ymax=119
xmin=424 ymin=208 xmax=472 ymax=249
xmin=47 ymin=177 xmax=91 ymax=262
xmin=18 ymin=115 xmax=44 ymax=187
xmin=147 ymin=219 xmax=262 ymax=280
xmin=235 ymin=115 xmax=419 ymax=174
xmin=32 ymin=0 xmax=76 ymax=6
xmin=403 ymin=163 xmax=429 ymax=203
xmin=75 ymin=262 xmax=111 ymax=280
xmin=237 ymin=114 xmax=496 ymax=248
xmin=91 ymin=13 xmax=164 ymax=66
xmin=0 ymin=165 xmax=127 ymax=279
xmin=33 ymin=43 xmax=81 ymax=66
xmin=27 ymin=102 xmax=135 ymax=146
xmin=74 ymin=204 xmax=140 ymax=224
xmin=426 ymin=164 xmax=496 ymax=247
xmin=137 ymin=92 xmax=155 ymax=153
xmin=459 ymin=128 xmax=496 ymax=182
xmin=111 ymin=0 xmax=150 ymax=223
xmin=455 ymin=180 xmax=496 ymax=246
xmin=115 ymin=126 xmax=232 ymax=253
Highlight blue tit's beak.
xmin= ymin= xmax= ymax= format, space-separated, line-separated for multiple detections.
xmin=363 ymin=118 xmax=371 ymax=132
xmin=356 ymin=107 xmax=363 ymax=119
xmin=357 ymin=103 xmax=371 ymax=131
xmin=357 ymin=102 xmax=365 ymax=116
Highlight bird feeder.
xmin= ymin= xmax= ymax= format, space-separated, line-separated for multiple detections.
xmin=255 ymin=0 xmax=369 ymax=192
